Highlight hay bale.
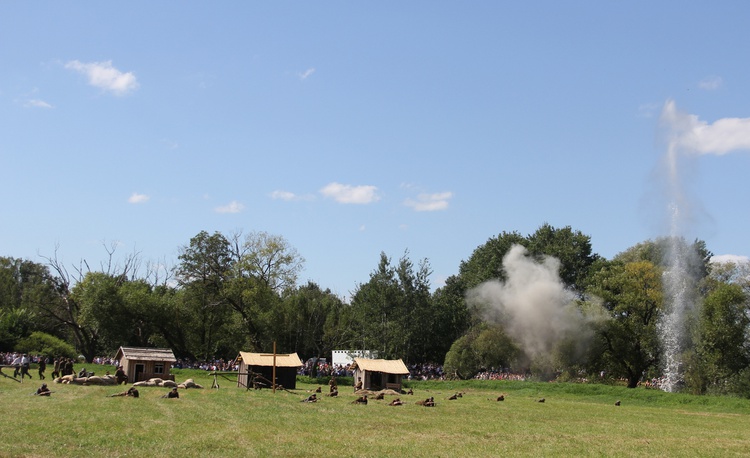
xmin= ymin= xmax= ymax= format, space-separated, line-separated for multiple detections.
xmin=379 ymin=389 xmax=401 ymax=396
xmin=86 ymin=376 xmax=103 ymax=385
xmin=148 ymin=378 xmax=164 ymax=385
xmin=100 ymin=375 xmax=118 ymax=385
xmin=180 ymin=378 xmax=204 ymax=389
xmin=162 ymin=380 xmax=177 ymax=388
xmin=59 ymin=374 xmax=75 ymax=383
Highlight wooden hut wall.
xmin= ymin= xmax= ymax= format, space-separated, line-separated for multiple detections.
xmin=355 ymin=368 xmax=402 ymax=391
xmin=122 ymin=359 xmax=173 ymax=383
xmin=249 ymin=365 xmax=297 ymax=389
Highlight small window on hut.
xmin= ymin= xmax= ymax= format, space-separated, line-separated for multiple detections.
xmin=154 ymin=363 xmax=164 ymax=374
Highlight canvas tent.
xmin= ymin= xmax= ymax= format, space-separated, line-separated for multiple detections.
xmin=351 ymin=358 xmax=409 ymax=392
xmin=114 ymin=347 xmax=176 ymax=384
xmin=236 ymin=351 xmax=302 ymax=390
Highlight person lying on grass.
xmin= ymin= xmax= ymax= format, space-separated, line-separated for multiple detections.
xmin=110 ymin=387 xmax=139 ymax=398
xmin=34 ymin=383 xmax=51 ymax=396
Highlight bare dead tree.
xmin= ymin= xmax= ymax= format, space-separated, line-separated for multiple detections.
xmin=144 ymin=257 xmax=174 ymax=287
xmin=37 ymin=245 xmax=100 ymax=361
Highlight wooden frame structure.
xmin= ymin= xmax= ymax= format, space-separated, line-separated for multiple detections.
xmin=114 ymin=347 xmax=176 ymax=384
xmin=236 ymin=351 xmax=302 ymax=390
xmin=351 ymin=358 xmax=409 ymax=392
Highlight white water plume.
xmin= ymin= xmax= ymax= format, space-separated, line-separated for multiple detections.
xmin=657 ymin=100 xmax=750 ymax=391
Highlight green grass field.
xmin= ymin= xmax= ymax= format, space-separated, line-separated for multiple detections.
xmin=2 ymin=366 xmax=749 ymax=457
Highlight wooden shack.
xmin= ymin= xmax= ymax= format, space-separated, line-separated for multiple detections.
xmin=351 ymin=358 xmax=409 ymax=392
xmin=114 ymin=347 xmax=177 ymax=384
xmin=236 ymin=351 xmax=302 ymax=390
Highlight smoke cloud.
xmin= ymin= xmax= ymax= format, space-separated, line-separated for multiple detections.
xmin=466 ymin=245 xmax=595 ymax=361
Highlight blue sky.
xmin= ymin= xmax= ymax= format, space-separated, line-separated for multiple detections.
xmin=2 ymin=2 xmax=749 ymax=299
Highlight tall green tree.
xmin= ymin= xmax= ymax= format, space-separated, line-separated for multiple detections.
xmin=458 ymin=231 xmax=527 ymax=289
xmin=685 ymin=282 xmax=749 ymax=394
xmin=587 ymin=260 xmax=663 ymax=388
xmin=175 ymin=231 xmax=235 ymax=360
xmin=175 ymin=230 xmax=305 ymax=356
xmin=32 ymin=245 xmax=145 ymax=362
xmin=278 ymin=282 xmax=348 ymax=359
xmin=73 ymin=272 xmax=124 ymax=354
xmin=224 ymin=230 xmax=304 ymax=351
xmin=349 ymin=251 xmax=434 ymax=362
xmin=429 ymin=275 xmax=471 ymax=362
xmin=527 ymin=223 xmax=599 ymax=295
xmin=615 ymin=237 xmax=712 ymax=281
xmin=0 ymin=257 xmax=61 ymax=350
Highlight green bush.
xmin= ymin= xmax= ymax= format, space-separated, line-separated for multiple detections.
xmin=16 ymin=331 xmax=77 ymax=359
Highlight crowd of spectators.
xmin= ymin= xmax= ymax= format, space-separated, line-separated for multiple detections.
xmin=407 ymin=363 xmax=445 ymax=380
xmin=1 ymin=352 xmax=46 ymax=366
xmin=474 ymin=369 xmax=528 ymax=381
xmin=89 ymin=356 xmax=239 ymax=372
xmin=298 ymin=359 xmax=352 ymax=377
xmin=296 ymin=360 xmax=448 ymax=380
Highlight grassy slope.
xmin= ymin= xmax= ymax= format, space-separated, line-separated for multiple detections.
xmin=1 ymin=366 xmax=749 ymax=457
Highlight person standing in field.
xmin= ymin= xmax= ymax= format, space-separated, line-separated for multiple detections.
xmin=115 ymin=366 xmax=128 ymax=384
xmin=38 ymin=356 xmax=46 ymax=380
xmin=329 ymin=375 xmax=337 ymax=393
xmin=11 ymin=354 xmax=22 ymax=378
xmin=51 ymin=357 xmax=61 ymax=379
xmin=20 ymin=354 xmax=32 ymax=379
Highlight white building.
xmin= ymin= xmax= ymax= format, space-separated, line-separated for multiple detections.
xmin=331 ymin=350 xmax=378 ymax=367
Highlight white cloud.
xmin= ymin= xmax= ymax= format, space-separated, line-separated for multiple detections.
xmin=215 ymin=201 xmax=245 ymax=213
xmin=161 ymin=138 xmax=179 ymax=150
xmin=270 ymin=190 xmax=315 ymax=201
xmin=404 ymin=191 xmax=452 ymax=212
xmin=127 ymin=192 xmax=150 ymax=204
xmin=65 ymin=60 xmax=139 ymax=95
xmin=320 ymin=182 xmax=380 ymax=204
xmin=698 ymin=76 xmax=723 ymax=91
xmin=637 ymin=103 xmax=658 ymax=118
xmin=661 ymin=100 xmax=750 ymax=155
xmin=25 ymin=99 xmax=53 ymax=109
xmin=299 ymin=68 xmax=316 ymax=80
xmin=271 ymin=190 xmax=297 ymax=201
xmin=711 ymin=254 xmax=749 ymax=265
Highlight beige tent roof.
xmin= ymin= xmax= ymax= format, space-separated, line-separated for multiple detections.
xmin=352 ymin=358 xmax=409 ymax=375
xmin=115 ymin=346 xmax=176 ymax=362
xmin=238 ymin=351 xmax=303 ymax=368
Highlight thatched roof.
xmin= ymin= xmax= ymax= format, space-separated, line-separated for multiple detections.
xmin=115 ymin=346 xmax=176 ymax=362
xmin=352 ymin=358 xmax=409 ymax=375
xmin=238 ymin=351 xmax=303 ymax=368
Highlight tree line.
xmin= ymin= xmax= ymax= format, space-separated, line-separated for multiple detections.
xmin=2 ymin=224 xmax=749 ymax=395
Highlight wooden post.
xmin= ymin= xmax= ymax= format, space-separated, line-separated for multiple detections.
xmin=272 ymin=341 xmax=277 ymax=394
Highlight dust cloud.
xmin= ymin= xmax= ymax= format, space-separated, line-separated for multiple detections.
xmin=466 ymin=244 xmax=598 ymax=361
